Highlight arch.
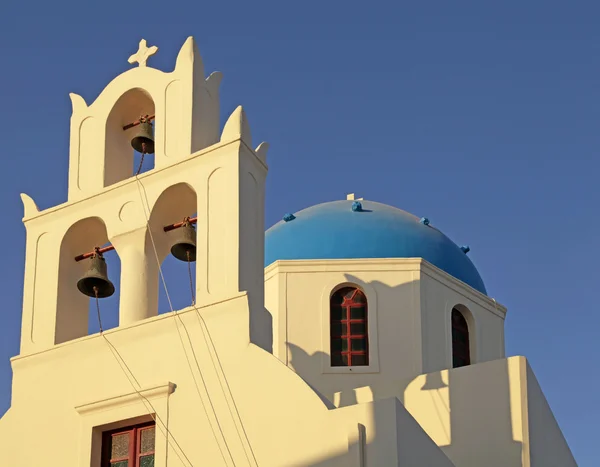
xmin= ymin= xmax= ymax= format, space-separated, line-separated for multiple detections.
xmin=451 ymin=304 xmax=473 ymax=368
xmin=329 ymin=286 xmax=369 ymax=367
xmin=56 ymin=217 xmax=121 ymax=343
xmin=105 ymin=88 xmax=156 ymax=186
xmin=148 ymin=183 xmax=198 ymax=313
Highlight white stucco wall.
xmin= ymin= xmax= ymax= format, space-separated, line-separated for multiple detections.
xmin=403 ymin=356 xmax=577 ymax=467
xmin=0 ymin=36 xmax=458 ymax=467
xmin=419 ymin=265 xmax=506 ymax=373
xmin=264 ymin=259 xmax=576 ymax=466
xmin=525 ymin=362 xmax=577 ymax=466
xmin=264 ymin=258 xmax=506 ymax=407
xmin=0 ymin=293 xmax=456 ymax=466
xmin=1 ymin=34 xmax=578 ymax=467
xmin=18 ymin=36 xmax=271 ymax=355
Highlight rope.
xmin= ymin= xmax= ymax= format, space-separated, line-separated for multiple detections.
xmin=135 ymin=152 xmax=146 ymax=176
xmin=93 ymin=288 xmax=193 ymax=467
xmin=93 ymin=287 xmax=103 ymax=333
xmin=131 ymin=172 xmax=259 ymax=466
xmin=133 ymin=174 xmax=235 ymax=466
xmin=187 ymin=250 xmax=195 ymax=306
xmin=191 ymin=304 xmax=260 ymax=467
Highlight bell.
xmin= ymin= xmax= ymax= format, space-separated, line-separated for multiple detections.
xmin=131 ymin=120 xmax=155 ymax=154
xmin=170 ymin=221 xmax=197 ymax=262
xmin=77 ymin=254 xmax=115 ymax=298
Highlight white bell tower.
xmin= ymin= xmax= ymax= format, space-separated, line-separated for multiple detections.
xmin=19 ymin=37 xmax=272 ymax=354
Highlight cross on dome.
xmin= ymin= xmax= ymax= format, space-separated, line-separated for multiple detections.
xmin=128 ymin=39 xmax=158 ymax=67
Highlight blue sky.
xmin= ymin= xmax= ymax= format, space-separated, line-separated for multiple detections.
xmin=0 ymin=1 xmax=597 ymax=464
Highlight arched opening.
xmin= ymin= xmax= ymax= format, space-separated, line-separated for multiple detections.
xmin=148 ymin=183 xmax=197 ymax=313
xmin=330 ymin=286 xmax=368 ymax=367
xmin=451 ymin=306 xmax=471 ymax=368
xmin=105 ymin=88 xmax=156 ymax=187
xmin=57 ymin=217 xmax=121 ymax=343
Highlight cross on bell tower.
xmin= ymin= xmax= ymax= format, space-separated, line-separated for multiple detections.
xmin=128 ymin=39 xmax=158 ymax=67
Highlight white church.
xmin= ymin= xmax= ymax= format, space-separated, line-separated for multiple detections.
xmin=0 ymin=37 xmax=577 ymax=466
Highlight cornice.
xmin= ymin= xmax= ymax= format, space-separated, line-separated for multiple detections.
xmin=264 ymin=258 xmax=507 ymax=317
xmin=11 ymin=291 xmax=248 ymax=364
xmin=22 ymin=138 xmax=245 ymax=224
xmin=264 ymin=258 xmax=424 ymax=276
xmin=419 ymin=261 xmax=507 ymax=316
xmin=74 ymin=382 xmax=175 ymax=415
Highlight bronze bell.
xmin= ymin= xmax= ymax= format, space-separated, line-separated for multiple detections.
xmin=131 ymin=119 xmax=155 ymax=154
xmin=171 ymin=220 xmax=197 ymax=262
xmin=77 ymin=253 xmax=115 ymax=298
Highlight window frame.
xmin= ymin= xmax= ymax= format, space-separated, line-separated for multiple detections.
xmin=101 ymin=421 xmax=156 ymax=467
xmin=321 ymin=280 xmax=380 ymax=374
xmin=330 ymin=287 xmax=369 ymax=367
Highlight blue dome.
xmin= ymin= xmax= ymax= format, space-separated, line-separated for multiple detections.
xmin=265 ymin=200 xmax=486 ymax=294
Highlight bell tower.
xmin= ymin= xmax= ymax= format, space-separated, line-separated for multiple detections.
xmin=19 ymin=37 xmax=271 ymax=355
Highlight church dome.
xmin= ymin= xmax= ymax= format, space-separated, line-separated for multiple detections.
xmin=265 ymin=200 xmax=487 ymax=294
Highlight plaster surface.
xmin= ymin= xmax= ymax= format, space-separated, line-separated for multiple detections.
xmin=0 ymin=35 xmax=577 ymax=467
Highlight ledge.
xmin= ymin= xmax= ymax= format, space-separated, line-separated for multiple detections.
xmin=12 ymin=291 xmax=248 ymax=363
xmin=74 ymin=382 xmax=176 ymax=416
xmin=22 ymin=137 xmax=245 ymax=223
xmin=264 ymin=258 xmax=425 ymax=277
xmin=264 ymin=258 xmax=506 ymax=316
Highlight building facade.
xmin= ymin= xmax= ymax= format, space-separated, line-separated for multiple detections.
xmin=0 ymin=37 xmax=577 ymax=466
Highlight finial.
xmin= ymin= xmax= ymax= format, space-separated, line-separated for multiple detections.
xmin=351 ymin=201 xmax=363 ymax=212
xmin=460 ymin=245 xmax=470 ymax=254
xmin=128 ymin=39 xmax=158 ymax=67
xmin=20 ymin=193 xmax=39 ymax=219
xmin=346 ymin=193 xmax=364 ymax=201
xmin=283 ymin=213 xmax=296 ymax=222
xmin=420 ymin=217 xmax=430 ymax=226
xmin=69 ymin=93 xmax=87 ymax=114
xmin=221 ymin=106 xmax=252 ymax=145
xmin=255 ymin=142 xmax=270 ymax=162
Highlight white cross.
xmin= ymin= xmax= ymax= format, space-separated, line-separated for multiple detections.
xmin=128 ymin=39 xmax=158 ymax=67
xmin=346 ymin=193 xmax=364 ymax=200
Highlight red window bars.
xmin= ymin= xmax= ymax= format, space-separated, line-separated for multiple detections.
xmin=452 ymin=308 xmax=471 ymax=368
xmin=330 ymin=287 xmax=369 ymax=367
xmin=101 ymin=421 xmax=156 ymax=467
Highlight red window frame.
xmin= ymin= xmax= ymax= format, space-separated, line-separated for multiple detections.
xmin=101 ymin=421 xmax=156 ymax=467
xmin=451 ymin=308 xmax=470 ymax=368
xmin=330 ymin=287 xmax=369 ymax=367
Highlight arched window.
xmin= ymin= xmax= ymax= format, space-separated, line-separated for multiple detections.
xmin=330 ymin=287 xmax=368 ymax=367
xmin=452 ymin=307 xmax=471 ymax=368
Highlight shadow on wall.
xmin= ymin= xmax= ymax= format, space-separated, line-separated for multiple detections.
xmin=410 ymin=361 xmax=523 ymax=466
xmin=285 ymin=276 xmax=524 ymax=466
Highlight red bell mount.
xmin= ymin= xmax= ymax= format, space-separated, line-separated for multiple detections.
xmin=74 ymin=245 xmax=114 ymax=262
xmin=73 ymin=216 xmax=198 ymax=261
xmin=163 ymin=216 xmax=198 ymax=232
xmin=122 ymin=114 xmax=156 ymax=131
